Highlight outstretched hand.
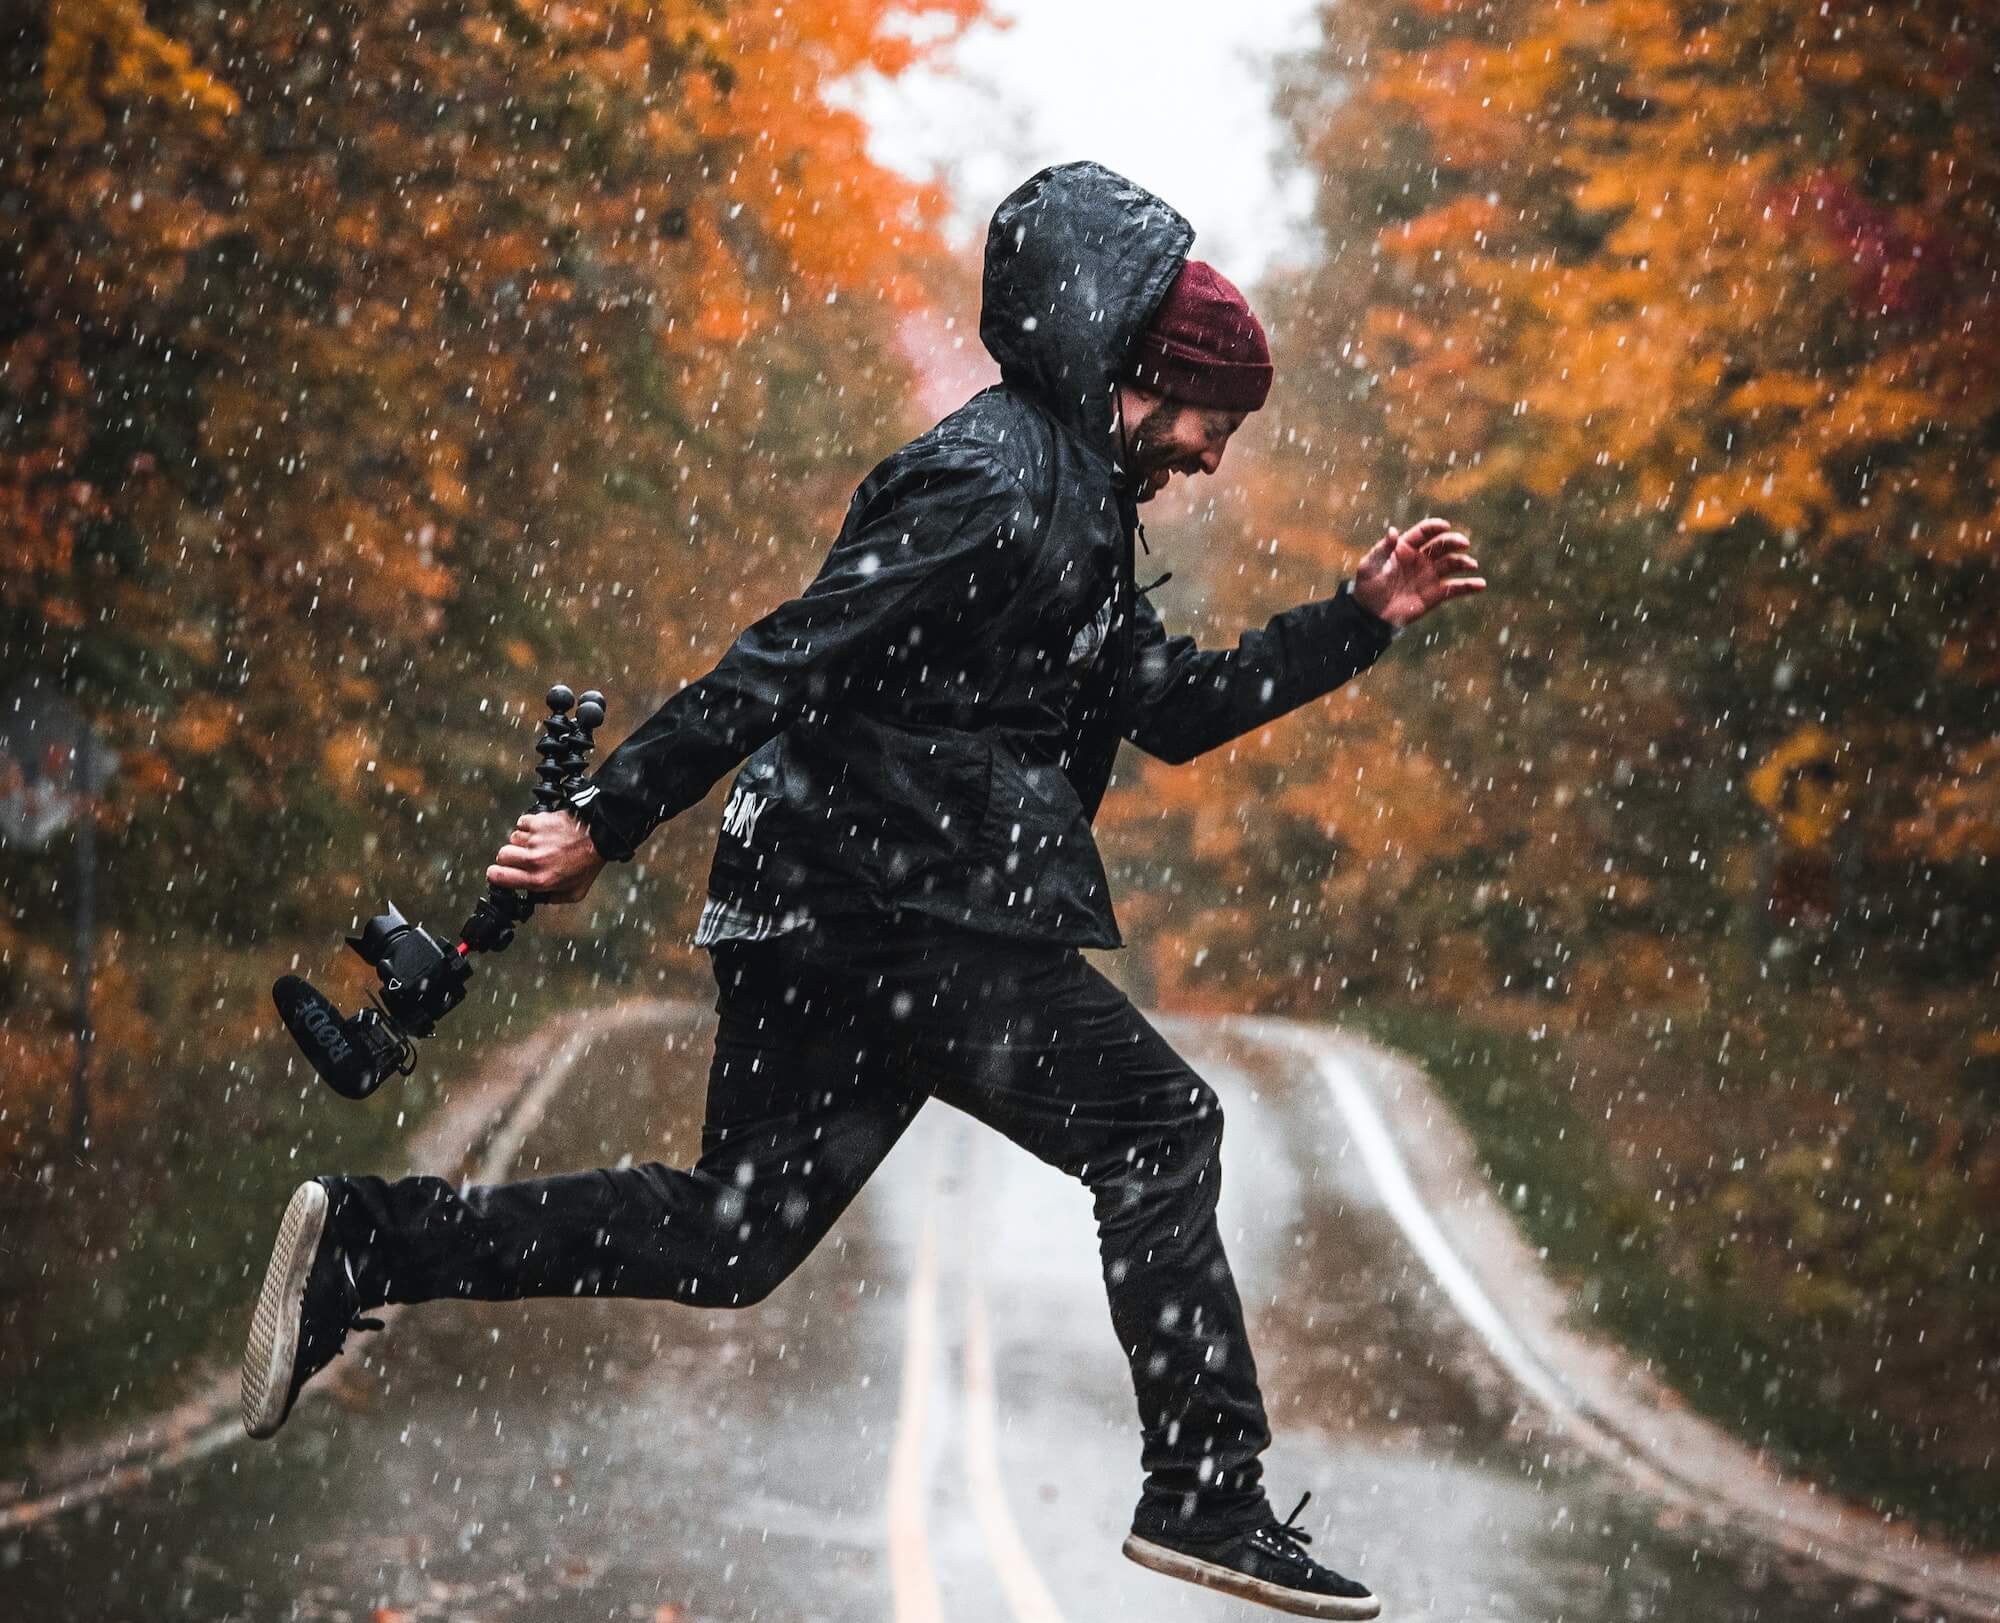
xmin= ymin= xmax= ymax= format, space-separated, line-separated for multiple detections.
xmin=1351 ymin=516 xmax=1486 ymax=629
xmin=487 ymin=810 xmax=605 ymax=904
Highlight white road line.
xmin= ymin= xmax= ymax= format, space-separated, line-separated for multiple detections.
xmin=887 ymin=1181 xmax=945 ymax=1623
xmin=0 ymin=1005 xmax=677 ymax=1537
xmin=963 ymin=1274 xmax=1070 ymax=1623
xmin=1323 ymin=1064 xmax=1589 ymax=1429
xmin=475 ymin=1025 xmax=606 ymax=1181
xmin=0 ymin=1416 xmax=241 ymax=1537
xmin=1247 ymin=1022 xmax=1635 ymax=1466
xmin=1230 ymin=1018 xmax=2000 ymax=1623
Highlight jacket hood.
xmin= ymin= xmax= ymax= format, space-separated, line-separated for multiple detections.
xmin=979 ymin=161 xmax=1195 ymax=460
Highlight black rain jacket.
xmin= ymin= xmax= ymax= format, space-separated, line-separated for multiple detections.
xmin=579 ymin=160 xmax=1399 ymax=949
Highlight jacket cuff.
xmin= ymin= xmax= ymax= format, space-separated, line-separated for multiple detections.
xmin=1337 ymin=577 xmax=1400 ymax=647
xmin=568 ymin=781 xmax=641 ymax=863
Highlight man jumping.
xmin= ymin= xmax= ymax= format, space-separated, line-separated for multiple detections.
xmin=242 ymin=159 xmax=1483 ymax=1619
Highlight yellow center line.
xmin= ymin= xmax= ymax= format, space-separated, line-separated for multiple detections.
xmin=887 ymin=1168 xmax=944 ymax=1623
xmin=963 ymin=1272 xmax=1071 ymax=1623
xmin=889 ymin=1124 xmax=1072 ymax=1622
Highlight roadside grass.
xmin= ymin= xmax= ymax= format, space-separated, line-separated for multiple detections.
xmin=1337 ymin=996 xmax=2000 ymax=1552
xmin=0 ymin=947 xmax=624 ymax=1490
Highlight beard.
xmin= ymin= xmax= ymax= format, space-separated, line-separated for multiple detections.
xmin=1124 ymin=396 xmax=1190 ymax=502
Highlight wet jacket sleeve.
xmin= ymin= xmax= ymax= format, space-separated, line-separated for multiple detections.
xmin=577 ymin=450 xmax=1032 ymax=861
xmin=1118 ymin=578 xmax=1399 ymax=765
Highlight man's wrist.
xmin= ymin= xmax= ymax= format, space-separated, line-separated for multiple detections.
xmin=584 ymin=820 xmax=629 ymax=864
xmin=1339 ymin=576 xmax=1399 ymax=636
xmin=568 ymin=782 xmax=638 ymax=863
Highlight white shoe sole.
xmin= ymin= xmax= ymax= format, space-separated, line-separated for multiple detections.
xmin=1124 ymin=1533 xmax=1382 ymax=1620
xmin=241 ymin=1179 xmax=328 ymax=1439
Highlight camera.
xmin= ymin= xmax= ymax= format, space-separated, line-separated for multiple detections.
xmin=273 ymin=685 xmax=604 ymax=1100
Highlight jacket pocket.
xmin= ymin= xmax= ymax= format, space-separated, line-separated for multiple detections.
xmin=977 ymin=746 xmax=1113 ymax=924
xmin=832 ymin=715 xmax=992 ymax=902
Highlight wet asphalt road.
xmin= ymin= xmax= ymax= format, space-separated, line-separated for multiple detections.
xmin=12 ymin=1001 xmax=1930 ymax=1622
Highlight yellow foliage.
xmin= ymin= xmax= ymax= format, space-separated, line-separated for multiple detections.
xmin=1725 ymin=373 xmax=1826 ymax=416
xmin=120 ymin=747 xmax=176 ymax=797
xmin=1384 ymin=194 xmax=1504 ymax=257
xmin=2 ymin=0 xmax=996 ymax=1185
xmin=1683 ymin=442 xmax=1829 ymax=538
xmin=1895 ymin=738 xmax=2000 ymax=862
xmin=165 ymin=694 xmax=236 ymax=757
xmin=42 ymin=0 xmax=239 ymax=137
xmin=321 ymin=727 xmax=377 ymax=796
xmin=1745 ymin=725 xmax=1851 ymax=852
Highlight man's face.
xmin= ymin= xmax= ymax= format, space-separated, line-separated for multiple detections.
xmin=1126 ymin=395 xmax=1247 ymax=502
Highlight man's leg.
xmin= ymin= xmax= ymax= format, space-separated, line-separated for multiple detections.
xmin=246 ymin=933 xmax=929 ymax=1438
xmin=326 ymin=938 xmax=926 ymax=1310
xmin=910 ymin=942 xmax=1273 ymax=1543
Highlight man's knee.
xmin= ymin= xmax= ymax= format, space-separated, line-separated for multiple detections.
xmin=1183 ymin=1082 xmax=1224 ymax=1144
xmin=691 ymin=1178 xmax=826 ymax=1306
xmin=1091 ymin=1087 xmax=1224 ymax=1219
xmin=1155 ymin=1080 xmax=1226 ymax=1164
xmin=706 ymin=1262 xmax=788 ymax=1308
xmin=672 ymin=1238 xmax=799 ymax=1308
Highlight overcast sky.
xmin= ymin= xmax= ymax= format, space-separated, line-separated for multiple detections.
xmin=840 ymin=0 xmax=1326 ymax=289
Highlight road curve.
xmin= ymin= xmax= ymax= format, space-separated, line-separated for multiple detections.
xmin=6 ymin=1001 xmax=1961 ymax=1622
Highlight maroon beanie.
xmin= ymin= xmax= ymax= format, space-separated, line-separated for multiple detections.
xmin=1127 ymin=259 xmax=1273 ymax=412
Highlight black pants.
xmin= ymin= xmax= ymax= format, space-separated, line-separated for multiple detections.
xmin=326 ymin=929 xmax=1274 ymax=1539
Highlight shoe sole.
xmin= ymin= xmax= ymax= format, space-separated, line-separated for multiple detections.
xmin=1123 ymin=1533 xmax=1382 ymax=1620
xmin=241 ymin=1179 xmax=328 ymax=1440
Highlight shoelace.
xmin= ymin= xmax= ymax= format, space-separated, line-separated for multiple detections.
xmin=1277 ymin=1491 xmax=1314 ymax=1545
xmin=1249 ymin=1492 xmax=1315 ymax=1561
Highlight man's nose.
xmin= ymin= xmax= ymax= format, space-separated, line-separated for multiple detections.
xmin=1198 ymin=444 xmax=1225 ymax=475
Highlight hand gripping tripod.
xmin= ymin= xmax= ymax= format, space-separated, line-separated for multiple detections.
xmin=272 ymin=685 xmax=606 ymax=1100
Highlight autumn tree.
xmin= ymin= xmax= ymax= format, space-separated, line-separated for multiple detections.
xmin=1100 ymin=0 xmax=2000 ymax=1535
xmin=1 ymin=0 xmax=989 ymax=1466
xmin=0 ymin=0 xmax=976 ymax=1150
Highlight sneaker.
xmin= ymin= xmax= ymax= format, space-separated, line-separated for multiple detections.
xmin=241 ymin=1179 xmax=383 ymax=1439
xmin=1124 ymin=1493 xmax=1380 ymax=1620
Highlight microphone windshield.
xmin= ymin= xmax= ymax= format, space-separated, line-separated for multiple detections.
xmin=273 ymin=975 xmax=385 ymax=1099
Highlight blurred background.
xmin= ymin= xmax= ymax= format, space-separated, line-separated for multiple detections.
xmin=3 ymin=0 xmax=1996 ymax=1554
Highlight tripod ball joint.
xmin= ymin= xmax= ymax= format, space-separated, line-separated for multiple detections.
xmin=273 ymin=679 xmax=610 ymax=1100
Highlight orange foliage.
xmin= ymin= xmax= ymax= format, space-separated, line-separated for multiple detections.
xmin=1106 ymin=0 xmax=1995 ymax=1023
xmin=0 ymin=0 xmax=985 ymax=1167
